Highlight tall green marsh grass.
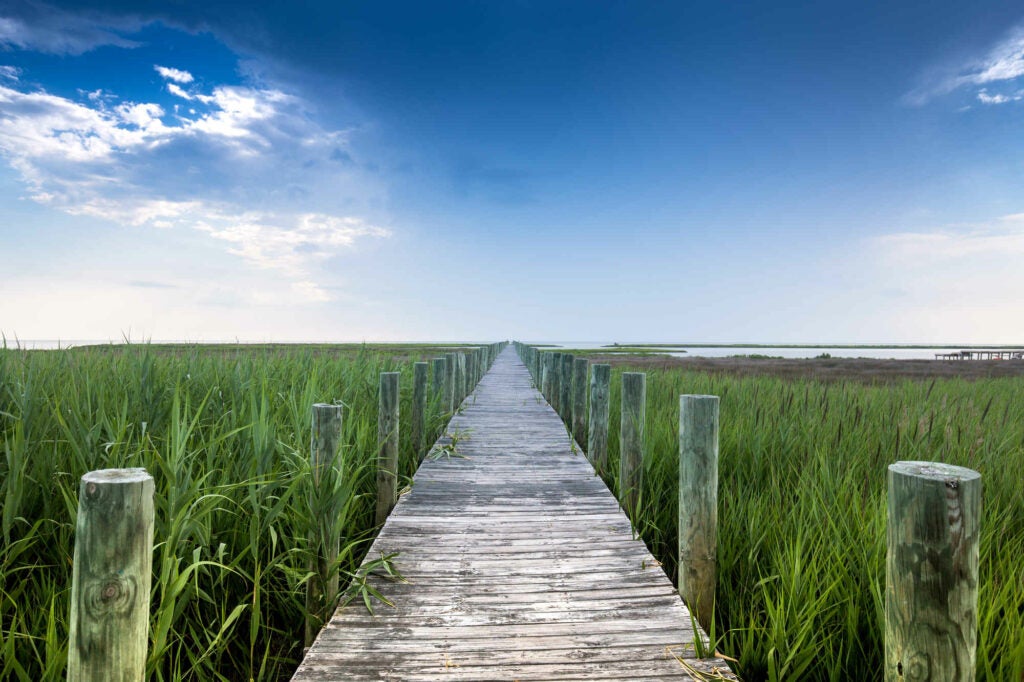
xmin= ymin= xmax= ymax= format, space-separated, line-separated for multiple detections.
xmin=586 ymin=365 xmax=1024 ymax=681
xmin=0 ymin=344 xmax=451 ymax=680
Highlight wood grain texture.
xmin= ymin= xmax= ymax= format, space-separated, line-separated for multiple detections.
xmin=68 ymin=468 xmax=154 ymax=682
xmin=588 ymin=364 xmax=611 ymax=477
xmin=411 ymin=363 xmax=428 ymax=463
xmin=560 ymin=353 xmax=574 ymax=423
xmin=619 ymin=372 xmax=646 ymax=524
xmin=885 ymin=461 xmax=980 ymax=682
xmin=376 ymin=372 xmax=400 ymax=525
xmin=294 ymin=346 xmax=734 ymax=681
xmin=572 ymin=357 xmax=588 ymax=446
xmin=306 ymin=404 xmax=345 ymax=646
xmin=678 ymin=395 xmax=718 ymax=632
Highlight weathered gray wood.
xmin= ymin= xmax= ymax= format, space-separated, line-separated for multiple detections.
xmin=444 ymin=352 xmax=457 ymax=412
xmin=68 ymin=468 xmax=154 ymax=682
xmin=295 ymin=347 xmax=733 ymax=681
xmin=572 ymin=357 xmax=588 ymax=445
xmin=455 ymin=352 xmax=467 ymax=405
xmin=376 ymin=372 xmax=400 ymax=525
xmin=619 ymin=372 xmax=646 ymax=523
xmin=431 ymin=357 xmax=447 ymax=414
xmin=678 ymin=395 xmax=718 ymax=632
xmin=560 ymin=353 xmax=574 ymax=422
xmin=588 ymin=364 xmax=611 ymax=476
xmin=541 ymin=352 xmax=553 ymax=400
xmin=412 ymin=362 xmax=428 ymax=463
xmin=885 ymin=461 xmax=981 ymax=682
xmin=306 ymin=403 xmax=344 ymax=647
xmin=550 ymin=352 xmax=563 ymax=414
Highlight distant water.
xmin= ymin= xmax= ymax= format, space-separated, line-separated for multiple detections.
xmin=538 ymin=343 xmax=1013 ymax=360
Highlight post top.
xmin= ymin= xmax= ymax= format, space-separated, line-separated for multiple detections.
xmin=82 ymin=468 xmax=153 ymax=484
xmin=889 ymin=460 xmax=980 ymax=482
xmin=680 ymin=394 xmax=720 ymax=401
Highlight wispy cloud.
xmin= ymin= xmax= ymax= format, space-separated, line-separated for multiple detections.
xmin=0 ymin=70 xmax=388 ymax=301
xmin=876 ymin=213 xmax=1024 ymax=260
xmin=0 ymin=65 xmax=20 ymax=80
xmin=907 ymin=26 xmax=1024 ymax=105
xmin=154 ymin=65 xmax=194 ymax=84
xmin=0 ymin=4 xmax=141 ymax=55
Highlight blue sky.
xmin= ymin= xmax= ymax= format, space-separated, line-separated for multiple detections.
xmin=1 ymin=1 xmax=1024 ymax=343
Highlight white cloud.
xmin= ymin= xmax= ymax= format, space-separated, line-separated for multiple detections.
xmin=876 ymin=213 xmax=1024 ymax=260
xmin=909 ymin=26 xmax=1024 ymax=105
xmin=167 ymin=83 xmax=192 ymax=100
xmin=154 ymin=65 xmax=194 ymax=84
xmin=0 ymin=65 xmax=20 ymax=80
xmin=0 ymin=72 xmax=387 ymax=302
xmin=976 ymin=88 xmax=1023 ymax=105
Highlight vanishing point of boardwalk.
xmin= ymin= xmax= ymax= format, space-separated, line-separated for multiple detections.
xmin=293 ymin=348 xmax=736 ymax=681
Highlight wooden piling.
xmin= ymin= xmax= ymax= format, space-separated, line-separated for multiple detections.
xmin=560 ymin=353 xmax=574 ymax=422
xmin=376 ymin=372 xmax=400 ymax=525
xmin=550 ymin=352 xmax=563 ymax=414
xmin=572 ymin=357 xmax=588 ymax=444
xmin=541 ymin=353 xmax=553 ymax=400
xmin=444 ymin=352 xmax=457 ymax=412
xmin=678 ymin=395 xmax=719 ymax=631
xmin=432 ymin=357 xmax=447 ymax=413
xmin=305 ymin=403 xmax=344 ymax=647
xmin=619 ymin=372 xmax=646 ymax=522
xmin=412 ymin=362 xmax=428 ymax=463
xmin=588 ymin=364 xmax=611 ymax=475
xmin=885 ymin=461 xmax=981 ymax=682
xmin=68 ymin=468 xmax=155 ymax=682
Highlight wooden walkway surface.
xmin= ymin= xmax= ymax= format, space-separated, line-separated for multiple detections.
xmin=293 ymin=347 xmax=736 ymax=681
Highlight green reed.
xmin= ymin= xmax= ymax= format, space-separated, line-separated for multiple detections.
xmin=571 ymin=364 xmax=1023 ymax=681
xmin=0 ymin=344 xmax=453 ymax=681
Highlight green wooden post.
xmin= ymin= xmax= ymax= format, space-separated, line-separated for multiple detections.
xmin=550 ymin=352 xmax=563 ymax=413
xmin=375 ymin=372 xmax=400 ymax=525
xmin=678 ymin=395 xmax=719 ymax=631
xmin=68 ymin=468 xmax=154 ymax=682
xmin=541 ymin=353 xmax=553 ymax=400
xmin=572 ymin=357 xmax=588 ymax=444
xmin=588 ymin=364 xmax=611 ymax=475
xmin=619 ymin=372 xmax=646 ymax=522
xmin=412 ymin=362 xmax=428 ymax=463
xmin=432 ymin=357 xmax=447 ymax=414
xmin=560 ymin=353 xmax=574 ymax=422
xmin=885 ymin=461 xmax=981 ymax=682
xmin=305 ymin=403 xmax=344 ymax=646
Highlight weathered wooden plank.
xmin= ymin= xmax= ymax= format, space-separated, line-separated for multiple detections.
xmin=294 ymin=346 xmax=734 ymax=681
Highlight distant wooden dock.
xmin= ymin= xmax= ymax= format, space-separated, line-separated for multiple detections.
xmin=934 ymin=349 xmax=1024 ymax=360
xmin=293 ymin=347 xmax=735 ymax=680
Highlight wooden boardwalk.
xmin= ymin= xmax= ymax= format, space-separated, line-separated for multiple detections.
xmin=294 ymin=347 xmax=736 ymax=681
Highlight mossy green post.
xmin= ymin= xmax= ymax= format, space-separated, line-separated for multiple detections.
xmin=375 ymin=372 xmax=400 ymax=525
xmin=412 ymin=362 xmax=428 ymax=463
xmin=560 ymin=353 xmax=574 ymax=422
xmin=571 ymin=357 xmax=588 ymax=445
xmin=68 ymin=468 xmax=154 ymax=682
xmin=550 ymin=352 xmax=563 ymax=414
xmin=678 ymin=395 xmax=719 ymax=632
xmin=588 ymin=364 xmax=611 ymax=476
xmin=444 ymin=352 xmax=457 ymax=412
xmin=885 ymin=461 xmax=981 ymax=682
xmin=305 ymin=403 xmax=343 ymax=647
xmin=432 ymin=357 xmax=447 ymax=413
xmin=541 ymin=353 xmax=553 ymax=401
xmin=619 ymin=372 xmax=646 ymax=523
